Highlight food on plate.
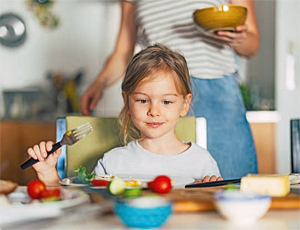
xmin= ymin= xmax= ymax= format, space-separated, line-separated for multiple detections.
xmin=73 ymin=166 xmax=95 ymax=184
xmin=124 ymin=187 xmax=142 ymax=198
xmin=91 ymin=174 xmax=116 ymax=187
xmin=27 ymin=179 xmax=62 ymax=202
xmin=91 ymin=179 xmax=110 ymax=187
xmin=27 ymin=179 xmax=46 ymax=199
xmin=125 ymin=180 xmax=141 ymax=187
xmin=108 ymin=178 xmax=126 ymax=195
xmin=0 ymin=179 xmax=18 ymax=195
xmin=41 ymin=188 xmax=61 ymax=202
xmin=147 ymin=175 xmax=172 ymax=194
xmin=95 ymin=175 xmax=140 ymax=187
xmin=224 ymin=184 xmax=238 ymax=190
xmin=240 ymin=174 xmax=290 ymax=197
xmin=95 ymin=174 xmax=115 ymax=180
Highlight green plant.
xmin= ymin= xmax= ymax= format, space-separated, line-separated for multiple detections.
xmin=240 ymin=83 xmax=252 ymax=110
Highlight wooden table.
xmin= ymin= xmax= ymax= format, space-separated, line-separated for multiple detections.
xmin=2 ymin=185 xmax=300 ymax=230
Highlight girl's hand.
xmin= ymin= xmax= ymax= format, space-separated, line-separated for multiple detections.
xmin=27 ymin=141 xmax=61 ymax=174
xmin=213 ymin=25 xmax=248 ymax=47
xmin=195 ymin=175 xmax=223 ymax=183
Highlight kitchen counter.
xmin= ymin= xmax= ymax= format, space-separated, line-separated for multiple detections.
xmin=246 ymin=111 xmax=281 ymax=123
xmin=246 ymin=111 xmax=281 ymax=174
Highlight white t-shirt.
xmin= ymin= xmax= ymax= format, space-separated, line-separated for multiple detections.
xmin=94 ymin=141 xmax=220 ymax=181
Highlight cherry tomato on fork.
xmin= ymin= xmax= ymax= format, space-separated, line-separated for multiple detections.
xmin=147 ymin=175 xmax=172 ymax=194
xmin=27 ymin=179 xmax=46 ymax=199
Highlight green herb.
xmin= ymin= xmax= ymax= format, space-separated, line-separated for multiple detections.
xmin=73 ymin=166 xmax=95 ymax=184
xmin=224 ymin=184 xmax=238 ymax=190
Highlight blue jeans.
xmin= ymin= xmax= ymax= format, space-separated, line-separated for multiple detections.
xmin=187 ymin=73 xmax=258 ymax=179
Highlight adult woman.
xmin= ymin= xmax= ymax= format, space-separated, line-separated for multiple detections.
xmin=80 ymin=0 xmax=260 ymax=179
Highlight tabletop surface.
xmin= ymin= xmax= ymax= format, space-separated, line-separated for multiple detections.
xmin=2 ymin=185 xmax=300 ymax=230
xmin=2 ymin=207 xmax=300 ymax=230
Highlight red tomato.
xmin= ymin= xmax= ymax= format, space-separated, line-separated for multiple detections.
xmin=41 ymin=188 xmax=61 ymax=199
xmin=91 ymin=179 xmax=110 ymax=187
xmin=147 ymin=175 xmax=172 ymax=194
xmin=27 ymin=179 xmax=46 ymax=199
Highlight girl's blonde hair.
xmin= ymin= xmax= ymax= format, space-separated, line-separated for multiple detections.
xmin=118 ymin=44 xmax=192 ymax=144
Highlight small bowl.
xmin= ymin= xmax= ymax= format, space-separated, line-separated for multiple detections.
xmin=114 ymin=196 xmax=172 ymax=229
xmin=213 ymin=190 xmax=271 ymax=225
xmin=193 ymin=5 xmax=247 ymax=31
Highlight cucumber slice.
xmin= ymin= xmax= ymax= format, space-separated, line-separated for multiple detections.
xmin=41 ymin=197 xmax=62 ymax=203
xmin=224 ymin=184 xmax=238 ymax=190
xmin=124 ymin=187 xmax=142 ymax=197
xmin=108 ymin=178 xmax=126 ymax=195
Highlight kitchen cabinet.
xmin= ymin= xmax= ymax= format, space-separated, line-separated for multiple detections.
xmin=247 ymin=111 xmax=281 ymax=174
xmin=250 ymin=123 xmax=276 ymax=174
xmin=0 ymin=121 xmax=56 ymax=185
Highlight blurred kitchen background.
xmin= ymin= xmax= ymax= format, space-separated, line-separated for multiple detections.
xmin=0 ymin=0 xmax=299 ymax=184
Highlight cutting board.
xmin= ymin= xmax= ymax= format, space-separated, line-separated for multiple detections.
xmin=89 ymin=187 xmax=300 ymax=213
xmin=144 ymin=187 xmax=300 ymax=213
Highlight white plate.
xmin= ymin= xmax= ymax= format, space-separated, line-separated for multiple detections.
xmin=59 ymin=177 xmax=90 ymax=187
xmin=115 ymin=174 xmax=195 ymax=188
xmin=59 ymin=177 xmax=109 ymax=188
xmin=60 ymin=175 xmax=195 ymax=189
xmin=290 ymin=174 xmax=300 ymax=185
xmin=1 ymin=186 xmax=89 ymax=226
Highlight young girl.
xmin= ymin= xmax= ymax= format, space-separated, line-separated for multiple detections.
xmin=27 ymin=44 xmax=222 ymax=186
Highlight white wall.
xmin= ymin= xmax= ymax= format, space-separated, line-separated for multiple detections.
xmin=246 ymin=0 xmax=276 ymax=109
xmin=275 ymin=0 xmax=300 ymax=174
xmin=94 ymin=1 xmax=123 ymax=117
xmin=0 ymin=0 xmax=121 ymax=117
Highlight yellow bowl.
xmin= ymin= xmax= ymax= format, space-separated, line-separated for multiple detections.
xmin=193 ymin=5 xmax=247 ymax=31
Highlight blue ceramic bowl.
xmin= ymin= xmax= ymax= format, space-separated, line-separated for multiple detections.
xmin=114 ymin=196 xmax=172 ymax=229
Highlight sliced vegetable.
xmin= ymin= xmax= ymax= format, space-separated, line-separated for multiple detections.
xmin=41 ymin=197 xmax=61 ymax=203
xmin=91 ymin=179 xmax=110 ymax=187
xmin=125 ymin=180 xmax=141 ymax=187
xmin=41 ymin=188 xmax=61 ymax=199
xmin=108 ymin=178 xmax=126 ymax=195
xmin=224 ymin=184 xmax=238 ymax=190
xmin=124 ymin=187 xmax=142 ymax=197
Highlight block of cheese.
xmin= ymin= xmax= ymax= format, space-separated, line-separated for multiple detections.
xmin=240 ymin=174 xmax=290 ymax=197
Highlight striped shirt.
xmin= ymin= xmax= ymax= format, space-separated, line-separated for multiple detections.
xmin=125 ymin=0 xmax=238 ymax=79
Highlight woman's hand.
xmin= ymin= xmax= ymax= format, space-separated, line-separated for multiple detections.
xmin=213 ymin=25 xmax=248 ymax=47
xmin=195 ymin=175 xmax=223 ymax=183
xmin=80 ymin=79 xmax=105 ymax=116
xmin=220 ymin=0 xmax=260 ymax=57
xmin=27 ymin=141 xmax=61 ymax=174
xmin=80 ymin=1 xmax=137 ymax=116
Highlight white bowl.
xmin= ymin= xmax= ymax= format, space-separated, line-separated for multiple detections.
xmin=213 ymin=190 xmax=271 ymax=225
